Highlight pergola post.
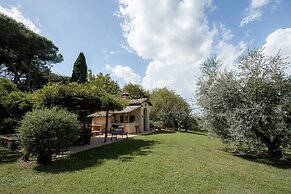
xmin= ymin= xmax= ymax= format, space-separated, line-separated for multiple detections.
xmin=104 ymin=109 xmax=109 ymax=142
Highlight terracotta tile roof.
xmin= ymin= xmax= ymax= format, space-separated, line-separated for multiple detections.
xmin=128 ymin=98 xmax=152 ymax=106
xmin=87 ymin=105 xmax=141 ymax=117
xmin=87 ymin=111 xmax=114 ymax=117
xmin=88 ymin=98 xmax=151 ymax=118
xmin=114 ymin=105 xmax=141 ymax=114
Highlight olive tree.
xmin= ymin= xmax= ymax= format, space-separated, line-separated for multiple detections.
xmin=197 ymin=49 xmax=291 ymax=158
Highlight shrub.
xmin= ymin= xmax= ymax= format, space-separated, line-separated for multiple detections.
xmin=18 ymin=108 xmax=79 ymax=164
xmin=0 ymin=81 xmax=32 ymax=134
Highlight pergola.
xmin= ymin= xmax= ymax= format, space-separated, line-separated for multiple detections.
xmin=68 ymin=96 xmax=124 ymax=143
xmin=33 ymin=83 xmax=126 ymax=144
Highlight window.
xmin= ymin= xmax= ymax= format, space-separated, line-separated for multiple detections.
xmin=129 ymin=115 xmax=135 ymax=123
xmin=120 ymin=115 xmax=124 ymax=123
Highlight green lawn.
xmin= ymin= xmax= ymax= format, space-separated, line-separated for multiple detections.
xmin=0 ymin=131 xmax=290 ymax=194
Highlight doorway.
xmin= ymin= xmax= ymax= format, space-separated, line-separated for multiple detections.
xmin=143 ymin=108 xmax=147 ymax=131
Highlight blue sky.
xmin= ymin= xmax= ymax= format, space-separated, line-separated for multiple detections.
xmin=1 ymin=0 xmax=291 ymax=102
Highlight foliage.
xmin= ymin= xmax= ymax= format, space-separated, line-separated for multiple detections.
xmin=71 ymin=52 xmax=87 ymax=83
xmin=122 ymin=83 xmax=150 ymax=99
xmin=150 ymin=87 xmax=193 ymax=130
xmin=0 ymin=78 xmax=32 ymax=134
xmin=31 ymin=82 xmax=126 ymax=111
xmin=87 ymin=72 xmax=120 ymax=95
xmin=0 ymin=77 xmax=18 ymax=95
xmin=46 ymin=72 xmax=70 ymax=84
xmin=18 ymin=108 xmax=79 ymax=164
xmin=0 ymin=14 xmax=63 ymax=91
xmin=197 ymin=49 xmax=291 ymax=157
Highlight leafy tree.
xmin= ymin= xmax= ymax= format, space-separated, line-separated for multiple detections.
xmin=71 ymin=52 xmax=87 ymax=83
xmin=31 ymin=82 xmax=125 ymax=111
xmin=87 ymin=72 xmax=120 ymax=95
xmin=197 ymin=49 xmax=291 ymax=158
xmin=30 ymin=69 xmax=70 ymax=88
xmin=30 ymin=82 xmax=126 ymax=143
xmin=0 ymin=14 xmax=63 ymax=91
xmin=18 ymin=108 xmax=79 ymax=164
xmin=0 ymin=77 xmax=18 ymax=96
xmin=122 ymin=83 xmax=149 ymax=99
xmin=0 ymin=78 xmax=32 ymax=134
xmin=150 ymin=87 xmax=192 ymax=130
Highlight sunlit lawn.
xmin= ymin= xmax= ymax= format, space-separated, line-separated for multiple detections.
xmin=0 ymin=131 xmax=290 ymax=194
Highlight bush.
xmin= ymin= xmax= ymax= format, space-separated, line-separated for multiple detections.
xmin=0 ymin=80 xmax=32 ymax=134
xmin=18 ymin=108 xmax=79 ymax=164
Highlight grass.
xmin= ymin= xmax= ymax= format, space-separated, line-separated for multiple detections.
xmin=0 ymin=131 xmax=290 ymax=194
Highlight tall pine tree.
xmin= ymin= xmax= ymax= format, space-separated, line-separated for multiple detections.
xmin=71 ymin=52 xmax=87 ymax=83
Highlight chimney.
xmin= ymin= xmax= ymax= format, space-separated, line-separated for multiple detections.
xmin=122 ymin=92 xmax=130 ymax=99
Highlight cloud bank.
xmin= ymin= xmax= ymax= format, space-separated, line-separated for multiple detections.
xmin=263 ymin=28 xmax=291 ymax=72
xmin=105 ymin=64 xmax=141 ymax=84
xmin=118 ymin=0 xmax=217 ymax=101
xmin=118 ymin=0 xmax=247 ymax=101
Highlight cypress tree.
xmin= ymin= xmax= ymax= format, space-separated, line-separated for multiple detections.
xmin=71 ymin=52 xmax=87 ymax=83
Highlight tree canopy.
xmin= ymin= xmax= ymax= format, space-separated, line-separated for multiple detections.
xmin=196 ymin=49 xmax=291 ymax=158
xmin=87 ymin=72 xmax=120 ymax=95
xmin=150 ymin=87 xmax=193 ymax=130
xmin=31 ymin=82 xmax=126 ymax=111
xmin=0 ymin=14 xmax=63 ymax=91
xmin=71 ymin=52 xmax=87 ymax=83
xmin=122 ymin=83 xmax=150 ymax=99
xmin=0 ymin=78 xmax=32 ymax=134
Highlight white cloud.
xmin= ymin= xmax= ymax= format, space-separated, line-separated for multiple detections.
xmin=118 ymin=0 xmax=255 ymax=102
xmin=240 ymin=0 xmax=270 ymax=27
xmin=251 ymin=0 xmax=270 ymax=9
xmin=0 ymin=6 xmax=41 ymax=33
xmin=216 ymin=41 xmax=247 ymax=67
xmin=119 ymin=0 xmax=216 ymax=101
xmin=216 ymin=24 xmax=247 ymax=67
xmin=105 ymin=64 xmax=141 ymax=84
xmin=220 ymin=24 xmax=233 ymax=42
xmin=263 ymin=28 xmax=291 ymax=70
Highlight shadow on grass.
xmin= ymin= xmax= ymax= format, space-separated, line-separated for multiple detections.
xmin=0 ymin=148 xmax=21 ymax=164
xmin=151 ymin=129 xmax=208 ymax=137
xmin=237 ymin=154 xmax=291 ymax=169
xmin=178 ymin=130 xmax=208 ymax=137
xmin=147 ymin=130 xmax=176 ymax=135
xmin=221 ymin=148 xmax=291 ymax=169
xmin=34 ymin=138 xmax=157 ymax=173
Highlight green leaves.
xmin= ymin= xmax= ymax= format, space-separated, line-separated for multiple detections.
xmin=122 ymin=83 xmax=150 ymax=99
xmin=0 ymin=13 xmax=63 ymax=91
xmin=197 ymin=48 xmax=291 ymax=157
xmin=150 ymin=88 xmax=194 ymax=130
xmin=71 ymin=52 xmax=87 ymax=84
xmin=18 ymin=108 xmax=79 ymax=164
xmin=31 ymin=82 xmax=126 ymax=111
xmin=87 ymin=72 xmax=121 ymax=95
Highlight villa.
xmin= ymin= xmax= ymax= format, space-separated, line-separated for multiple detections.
xmin=88 ymin=96 xmax=152 ymax=134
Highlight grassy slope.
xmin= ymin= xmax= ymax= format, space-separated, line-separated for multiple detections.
xmin=0 ymin=131 xmax=290 ymax=194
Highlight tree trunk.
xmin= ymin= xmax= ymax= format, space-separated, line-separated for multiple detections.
xmin=25 ymin=57 xmax=33 ymax=91
xmin=252 ymin=126 xmax=283 ymax=158
xmin=265 ymin=139 xmax=283 ymax=158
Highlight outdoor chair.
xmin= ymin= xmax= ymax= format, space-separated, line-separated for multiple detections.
xmin=111 ymin=128 xmax=128 ymax=140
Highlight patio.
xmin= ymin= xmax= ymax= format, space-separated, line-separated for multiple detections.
xmin=67 ymin=130 xmax=154 ymax=154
